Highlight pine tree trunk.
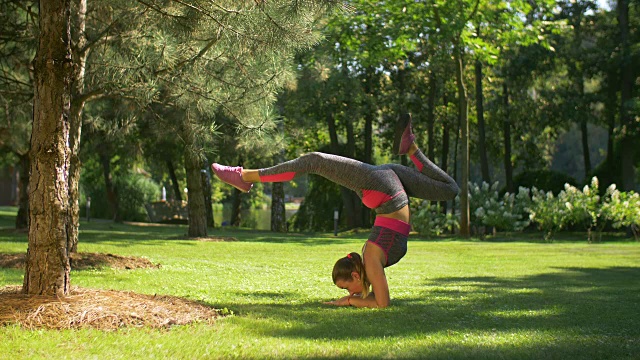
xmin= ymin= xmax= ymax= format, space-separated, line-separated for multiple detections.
xmin=23 ymin=0 xmax=72 ymax=296
xmin=184 ymin=150 xmax=207 ymax=237
xmin=270 ymin=117 xmax=287 ymax=232
xmin=326 ymin=110 xmax=352 ymax=229
xmin=271 ymin=182 xmax=287 ymax=232
xmin=362 ymin=108 xmax=373 ymax=228
xmin=15 ymin=153 xmax=30 ymax=229
xmin=427 ymin=71 xmax=437 ymax=161
xmin=568 ymin=18 xmax=591 ymax=180
xmin=67 ymin=0 xmax=89 ymax=253
xmin=580 ymin=118 xmax=591 ymax=177
xmin=605 ymin=76 xmax=616 ymax=166
xmin=344 ymin=112 xmax=363 ymax=229
xmin=230 ymin=188 xmax=241 ymax=227
xmin=440 ymin=92 xmax=450 ymax=214
xmin=363 ymin=75 xmax=374 ymax=166
xmin=455 ymin=46 xmax=470 ymax=238
xmin=618 ymin=0 xmax=635 ymax=191
xmin=475 ymin=59 xmax=490 ymax=184
xmin=364 ymin=111 xmax=373 ymax=163
xmin=503 ymin=82 xmax=514 ymax=193
xmin=452 ymin=93 xmax=461 ymax=216
xmin=99 ymin=150 xmax=120 ymax=222
xmin=167 ymin=160 xmax=183 ymax=201
xmin=201 ymin=170 xmax=214 ymax=228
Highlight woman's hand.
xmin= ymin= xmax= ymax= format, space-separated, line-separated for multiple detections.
xmin=323 ymin=295 xmax=352 ymax=306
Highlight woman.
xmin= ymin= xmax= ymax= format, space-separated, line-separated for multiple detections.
xmin=211 ymin=114 xmax=459 ymax=308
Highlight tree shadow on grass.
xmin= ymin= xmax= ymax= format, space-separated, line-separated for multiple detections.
xmin=218 ymin=266 xmax=640 ymax=359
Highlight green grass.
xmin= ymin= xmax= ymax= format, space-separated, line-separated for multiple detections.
xmin=1 ymin=206 xmax=639 ymax=359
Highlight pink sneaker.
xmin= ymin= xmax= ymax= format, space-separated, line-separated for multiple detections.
xmin=393 ymin=113 xmax=415 ymax=155
xmin=211 ymin=163 xmax=253 ymax=193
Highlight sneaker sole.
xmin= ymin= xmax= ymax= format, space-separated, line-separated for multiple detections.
xmin=393 ymin=113 xmax=412 ymax=155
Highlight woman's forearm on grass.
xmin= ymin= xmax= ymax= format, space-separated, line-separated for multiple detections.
xmin=349 ymin=293 xmax=389 ymax=309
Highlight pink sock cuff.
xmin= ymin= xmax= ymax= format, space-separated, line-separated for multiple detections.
xmin=374 ymin=217 xmax=411 ymax=236
xmin=259 ymin=172 xmax=296 ymax=183
xmin=410 ymin=154 xmax=424 ymax=172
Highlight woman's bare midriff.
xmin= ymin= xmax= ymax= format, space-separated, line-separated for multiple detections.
xmin=376 ymin=205 xmax=410 ymax=224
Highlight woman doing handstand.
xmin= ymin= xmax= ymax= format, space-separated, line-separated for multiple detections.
xmin=211 ymin=114 xmax=459 ymax=308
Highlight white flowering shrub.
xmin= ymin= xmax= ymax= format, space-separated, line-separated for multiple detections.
xmin=528 ymin=187 xmax=568 ymax=242
xmin=410 ymin=199 xmax=459 ymax=237
xmin=556 ymin=177 xmax=602 ymax=242
xmin=469 ymin=182 xmax=531 ymax=232
xmin=412 ymin=176 xmax=638 ymax=242
xmin=601 ymin=184 xmax=640 ymax=240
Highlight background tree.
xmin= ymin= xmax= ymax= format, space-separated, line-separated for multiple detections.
xmin=0 ymin=0 xmax=37 ymax=229
xmin=617 ymin=0 xmax=638 ymax=191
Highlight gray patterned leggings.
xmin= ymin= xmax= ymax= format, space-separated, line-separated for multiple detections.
xmin=258 ymin=150 xmax=458 ymax=214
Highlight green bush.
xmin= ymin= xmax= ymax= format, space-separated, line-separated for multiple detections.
xmin=81 ymin=171 xmax=160 ymax=222
xmin=115 ymin=173 xmax=160 ymax=222
xmin=292 ymin=174 xmax=343 ymax=232
xmin=410 ymin=199 xmax=458 ymax=236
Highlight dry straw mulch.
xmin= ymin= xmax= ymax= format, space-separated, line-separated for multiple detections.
xmin=0 ymin=285 xmax=223 ymax=330
xmin=0 ymin=252 xmax=160 ymax=270
xmin=0 ymin=253 xmax=221 ymax=330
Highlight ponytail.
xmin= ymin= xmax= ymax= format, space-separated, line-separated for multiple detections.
xmin=332 ymin=252 xmax=371 ymax=298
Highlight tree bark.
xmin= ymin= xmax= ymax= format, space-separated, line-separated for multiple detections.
xmin=15 ymin=153 xmax=30 ymax=230
xmin=475 ymin=59 xmax=490 ymax=183
xmin=201 ymin=169 xmax=214 ymax=228
xmin=23 ymin=0 xmax=72 ymax=296
xmin=455 ymin=45 xmax=470 ymax=238
xmin=270 ymin=119 xmax=287 ymax=232
xmin=166 ymin=160 xmax=183 ymax=201
xmin=271 ymin=181 xmax=287 ymax=232
xmin=184 ymin=149 xmax=207 ymax=237
xmin=67 ymin=0 xmax=88 ymax=254
xmin=503 ymin=82 xmax=514 ymax=193
xmin=618 ymin=0 xmax=635 ymax=191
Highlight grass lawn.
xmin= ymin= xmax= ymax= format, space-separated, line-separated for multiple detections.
xmin=1 ymin=207 xmax=639 ymax=359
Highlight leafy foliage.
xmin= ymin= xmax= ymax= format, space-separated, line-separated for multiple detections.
xmin=513 ymin=169 xmax=577 ymax=195
xmin=410 ymin=199 xmax=459 ymax=237
xmin=291 ymin=174 xmax=342 ymax=232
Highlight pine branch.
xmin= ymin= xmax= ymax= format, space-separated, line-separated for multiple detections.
xmin=155 ymin=31 xmax=222 ymax=76
xmin=0 ymin=71 xmax=32 ymax=89
xmin=168 ymin=0 xmax=262 ymax=42
xmin=71 ymin=88 xmax=106 ymax=108
xmin=135 ymin=0 xmax=189 ymax=21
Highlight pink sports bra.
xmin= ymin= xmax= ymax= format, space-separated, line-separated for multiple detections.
xmin=361 ymin=189 xmax=406 ymax=209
